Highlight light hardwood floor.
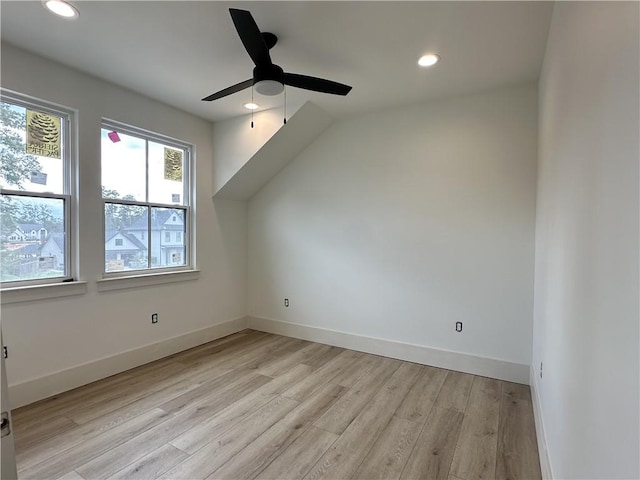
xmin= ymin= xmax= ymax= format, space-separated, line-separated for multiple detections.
xmin=13 ymin=330 xmax=541 ymax=480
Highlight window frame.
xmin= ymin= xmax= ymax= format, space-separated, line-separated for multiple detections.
xmin=0 ymin=89 xmax=76 ymax=288
xmin=100 ymin=119 xmax=193 ymax=277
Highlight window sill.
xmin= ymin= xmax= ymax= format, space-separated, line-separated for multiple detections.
xmin=1 ymin=281 xmax=88 ymax=305
xmin=96 ymin=269 xmax=200 ymax=292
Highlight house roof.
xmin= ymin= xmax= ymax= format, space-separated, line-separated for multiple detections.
xmin=105 ymin=231 xmax=148 ymax=250
xmin=17 ymin=223 xmax=45 ymax=233
xmin=44 ymin=233 xmax=65 ymax=251
xmin=126 ymin=210 xmax=184 ymax=232
xmin=14 ymin=243 xmax=41 ymax=255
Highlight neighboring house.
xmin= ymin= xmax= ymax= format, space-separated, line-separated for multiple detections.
xmin=39 ymin=233 xmax=65 ymax=270
xmin=2 ymin=224 xmax=54 ymax=278
xmin=124 ymin=209 xmax=185 ymax=267
xmin=6 ymin=223 xmax=48 ymax=242
xmin=104 ymin=230 xmax=147 ymax=270
xmin=10 ymin=243 xmax=41 ymax=257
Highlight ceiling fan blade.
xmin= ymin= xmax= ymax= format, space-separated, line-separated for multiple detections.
xmin=283 ymin=73 xmax=352 ymax=96
xmin=229 ymin=9 xmax=272 ymax=67
xmin=202 ymin=79 xmax=253 ymax=101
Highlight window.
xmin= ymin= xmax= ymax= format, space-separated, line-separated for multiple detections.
xmin=101 ymin=120 xmax=191 ymax=274
xmin=0 ymin=91 xmax=74 ymax=286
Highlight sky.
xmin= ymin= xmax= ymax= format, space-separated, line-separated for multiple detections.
xmin=100 ymin=129 xmax=187 ymax=206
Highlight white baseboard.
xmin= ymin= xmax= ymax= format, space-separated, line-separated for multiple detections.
xmin=248 ymin=316 xmax=529 ymax=384
xmin=9 ymin=316 xmax=248 ymax=409
xmin=530 ymin=365 xmax=554 ymax=479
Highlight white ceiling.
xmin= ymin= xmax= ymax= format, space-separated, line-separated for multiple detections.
xmin=1 ymin=1 xmax=553 ymax=123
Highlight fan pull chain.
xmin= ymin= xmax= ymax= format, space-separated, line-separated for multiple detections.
xmin=283 ymin=86 xmax=287 ymax=125
xmin=251 ymin=87 xmax=254 ymax=128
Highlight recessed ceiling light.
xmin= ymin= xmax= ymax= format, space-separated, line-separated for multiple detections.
xmin=43 ymin=0 xmax=79 ymax=19
xmin=418 ymin=54 xmax=440 ymax=67
xmin=244 ymin=102 xmax=259 ymax=110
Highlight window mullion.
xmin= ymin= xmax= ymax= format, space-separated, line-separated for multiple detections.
xmin=64 ymin=195 xmax=71 ymax=280
xmin=185 ymin=207 xmax=190 ymax=267
xmin=184 ymin=149 xmax=189 ymax=206
xmin=101 ymin=198 xmax=186 ymax=209
xmin=0 ymin=189 xmax=70 ymax=201
xmin=145 ymin=139 xmax=150 ymax=203
xmin=147 ymin=206 xmax=152 ymax=269
xmin=146 ymin=139 xmax=151 ymax=269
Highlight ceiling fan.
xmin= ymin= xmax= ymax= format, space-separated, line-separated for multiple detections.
xmin=202 ymin=8 xmax=352 ymax=102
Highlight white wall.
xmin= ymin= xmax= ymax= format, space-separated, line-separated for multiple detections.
xmin=248 ymin=84 xmax=538 ymax=371
xmin=212 ymin=107 xmax=291 ymax=195
xmin=0 ymin=44 xmax=248 ymax=405
xmin=213 ymin=102 xmax=332 ymax=201
xmin=533 ymin=3 xmax=639 ymax=478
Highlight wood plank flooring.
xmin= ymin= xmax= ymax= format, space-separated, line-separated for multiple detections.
xmin=12 ymin=330 xmax=541 ymax=480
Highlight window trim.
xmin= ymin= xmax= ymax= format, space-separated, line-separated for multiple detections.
xmin=0 ymin=89 xmax=77 ymax=289
xmin=100 ymin=119 xmax=194 ymax=278
xmin=1 ymin=281 xmax=88 ymax=304
xmin=95 ymin=269 xmax=199 ymax=292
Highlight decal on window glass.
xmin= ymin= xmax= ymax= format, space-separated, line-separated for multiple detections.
xmin=26 ymin=110 xmax=61 ymax=159
xmin=164 ymin=147 xmax=183 ymax=181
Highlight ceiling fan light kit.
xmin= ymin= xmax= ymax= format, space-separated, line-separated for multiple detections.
xmin=254 ymin=80 xmax=283 ymax=96
xmin=202 ymin=8 xmax=352 ymax=109
xmin=253 ymin=63 xmax=285 ymax=96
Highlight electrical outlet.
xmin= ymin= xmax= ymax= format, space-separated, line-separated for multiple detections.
xmin=540 ymin=362 xmax=543 ymax=378
xmin=284 ymin=298 xmax=289 ymax=308
xmin=151 ymin=313 xmax=158 ymax=324
xmin=3 ymin=346 xmax=7 ymax=359
xmin=455 ymin=321 xmax=462 ymax=332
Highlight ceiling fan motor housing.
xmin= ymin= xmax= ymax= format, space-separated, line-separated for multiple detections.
xmin=253 ymin=64 xmax=285 ymax=95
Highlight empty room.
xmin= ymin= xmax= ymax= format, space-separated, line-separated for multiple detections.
xmin=0 ymin=1 xmax=638 ymax=479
